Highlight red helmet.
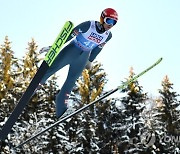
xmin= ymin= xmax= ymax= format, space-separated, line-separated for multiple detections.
xmin=100 ymin=8 xmax=118 ymax=25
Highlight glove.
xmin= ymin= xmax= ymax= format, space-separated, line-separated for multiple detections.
xmin=39 ymin=46 xmax=51 ymax=54
xmin=85 ymin=60 xmax=92 ymax=69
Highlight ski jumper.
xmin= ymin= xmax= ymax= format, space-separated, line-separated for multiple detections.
xmin=40 ymin=21 xmax=112 ymax=118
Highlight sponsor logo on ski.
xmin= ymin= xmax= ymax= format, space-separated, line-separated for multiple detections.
xmin=46 ymin=22 xmax=73 ymax=66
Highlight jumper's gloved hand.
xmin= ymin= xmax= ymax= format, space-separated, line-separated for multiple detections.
xmin=85 ymin=60 xmax=92 ymax=69
xmin=39 ymin=46 xmax=51 ymax=54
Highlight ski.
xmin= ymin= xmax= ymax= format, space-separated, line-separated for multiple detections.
xmin=0 ymin=21 xmax=74 ymax=141
xmin=16 ymin=57 xmax=163 ymax=148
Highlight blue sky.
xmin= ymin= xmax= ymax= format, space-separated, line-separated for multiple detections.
xmin=1 ymin=0 xmax=180 ymax=96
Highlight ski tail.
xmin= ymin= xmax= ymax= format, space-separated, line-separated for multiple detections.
xmin=15 ymin=57 xmax=163 ymax=148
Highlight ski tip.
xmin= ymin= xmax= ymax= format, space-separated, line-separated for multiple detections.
xmin=67 ymin=21 xmax=74 ymax=25
xmin=157 ymin=57 xmax=163 ymax=63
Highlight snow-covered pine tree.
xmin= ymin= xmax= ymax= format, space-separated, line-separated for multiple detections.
xmin=15 ymin=38 xmax=39 ymax=121
xmin=150 ymin=75 xmax=180 ymax=153
xmin=34 ymin=74 xmax=71 ymax=153
xmin=0 ymin=37 xmax=41 ymax=153
xmin=8 ymin=38 xmax=40 ymax=153
xmin=0 ymin=36 xmax=19 ymax=115
xmin=118 ymin=67 xmax=148 ymax=153
xmin=21 ymin=38 xmax=39 ymax=88
xmin=159 ymin=76 xmax=180 ymax=135
xmin=0 ymin=36 xmax=21 ymax=153
xmin=14 ymin=40 xmax=70 ymax=153
xmin=95 ymin=96 xmax=123 ymax=153
xmin=63 ymin=62 xmax=108 ymax=153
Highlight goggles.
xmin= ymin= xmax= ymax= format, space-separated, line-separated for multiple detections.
xmin=104 ymin=17 xmax=117 ymax=26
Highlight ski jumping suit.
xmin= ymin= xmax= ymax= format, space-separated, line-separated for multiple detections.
xmin=40 ymin=20 xmax=112 ymax=118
